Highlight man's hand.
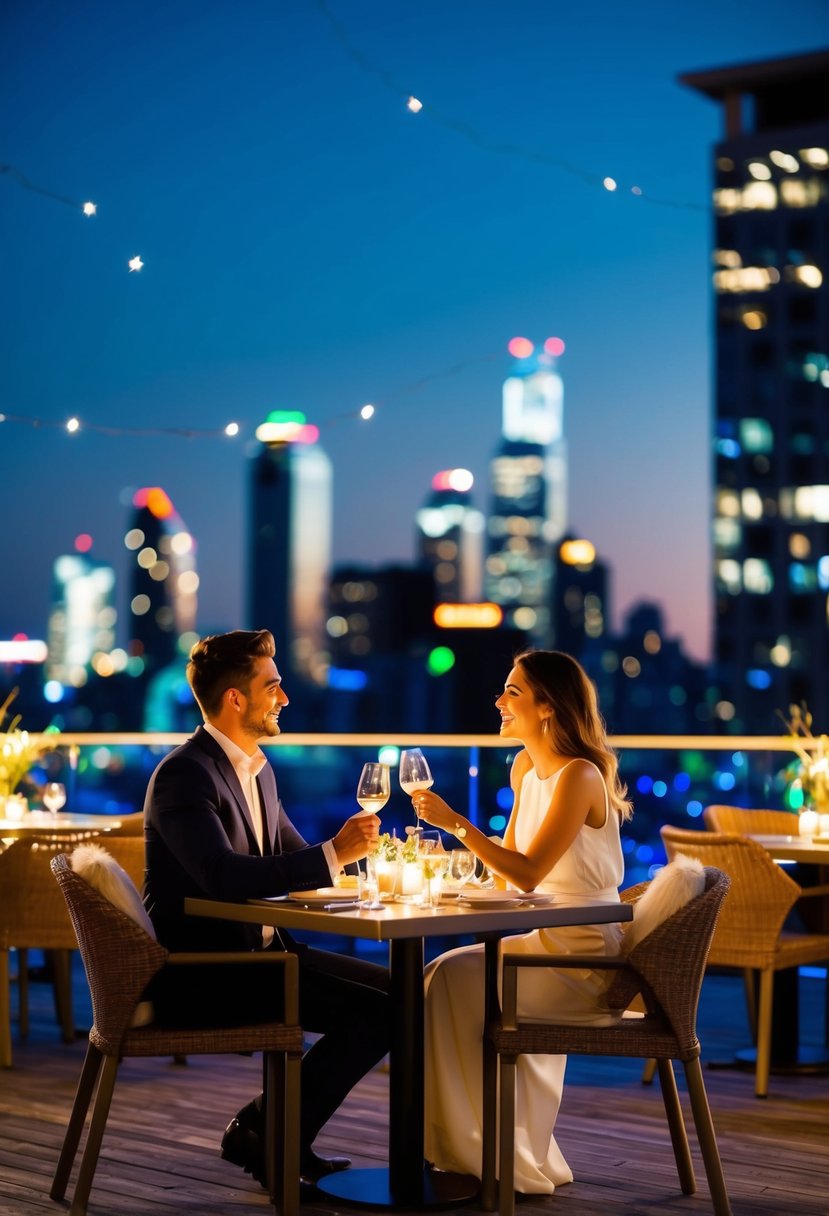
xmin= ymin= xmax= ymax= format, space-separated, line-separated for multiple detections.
xmin=332 ymin=812 xmax=381 ymax=866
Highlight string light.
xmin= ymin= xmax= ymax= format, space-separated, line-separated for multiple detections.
xmin=128 ymin=255 xmax=144 ymax=272
xmin=312 ymin=0 xmax=705 ymax=213
xmin=1 ymin=351 xmax=507 ymax=442
xmin=407 ymin=96 xmax=423 ymax=113
xmin=82 ymin=201 xmax=97 ymax=216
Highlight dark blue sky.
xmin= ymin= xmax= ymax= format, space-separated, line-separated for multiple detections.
xmin=2 ymin=0 xmax=824 ymax=662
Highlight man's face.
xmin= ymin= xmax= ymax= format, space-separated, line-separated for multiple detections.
xmin=239 ymin=656 xmax=289 ymax=741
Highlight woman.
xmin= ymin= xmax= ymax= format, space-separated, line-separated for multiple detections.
xmin=412 ymin=650 xmax=632 ymax=1194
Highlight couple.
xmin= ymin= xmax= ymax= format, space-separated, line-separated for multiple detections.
xmin=143 ymin=629 xmax=631 ymax=1196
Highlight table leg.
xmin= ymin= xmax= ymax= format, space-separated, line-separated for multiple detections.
xmin=317 ymin=936 xmax=476 ymax=1209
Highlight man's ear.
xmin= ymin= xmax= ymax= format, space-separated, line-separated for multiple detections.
xmin=225 ymin=686 xmax=244 ymax=713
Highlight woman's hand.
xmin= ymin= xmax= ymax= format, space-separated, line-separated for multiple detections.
xmin=411 ymin=789 xmax=456 ymax=832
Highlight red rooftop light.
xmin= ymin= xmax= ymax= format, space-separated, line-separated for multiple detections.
xmin=508 ymin=337 xmax=534 ymax=358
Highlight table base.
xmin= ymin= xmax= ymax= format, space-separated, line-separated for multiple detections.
xmin=708 ymin=1046 xmax=829 ymax=1077
xmin=316 ymin=1166 xmax=477 ymax=1210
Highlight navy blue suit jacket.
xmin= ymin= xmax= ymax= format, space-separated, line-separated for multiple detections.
xmin=143 ymin=726 xmax=332 ymax=954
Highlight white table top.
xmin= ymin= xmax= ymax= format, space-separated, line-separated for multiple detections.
xmin=0 ymin=811 xmax=122 ymax=838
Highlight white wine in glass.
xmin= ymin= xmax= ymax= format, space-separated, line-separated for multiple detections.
xmin=399 ymin=749 xmax=434 ymax=798
xmin=356 ymin=763 xmax=390 ymax=815
xmin=43 ymin=782 xmax=67 ymax=818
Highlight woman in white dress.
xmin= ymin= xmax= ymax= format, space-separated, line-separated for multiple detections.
xmin=411 ymin=650 xmax=633 ymax=1194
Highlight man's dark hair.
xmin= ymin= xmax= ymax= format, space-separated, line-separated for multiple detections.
xmin=186 ymin=629 xmax=275 ymax=718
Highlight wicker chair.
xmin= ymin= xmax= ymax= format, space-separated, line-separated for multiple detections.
xmin=0 ymin=834 xmax=87 ymax=1067
xmin=482 ymin=867 xmax=732 ymax=1216
xmin=50 ymin=854 xmax=303 ymax=1216
xmin=703 ymin=805 xmax=801 ymax=835
xmin=661 ymin=826 xmax=829 ymax=1097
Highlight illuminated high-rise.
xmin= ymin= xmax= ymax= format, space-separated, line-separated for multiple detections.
xmin=124 ymin=487 xmax=198 ymax=676
xmin=415 ymin=468 xmax=484 ymax=603
xmin=485 ymin=337 xmax=567 ymax=641
xmin=682 ymin=50 xmax=829 ymax=730
xmin=248 ymin=411 xmax=332 ymax=686
xmin=46 ymin=551 xmax=116 ymax=688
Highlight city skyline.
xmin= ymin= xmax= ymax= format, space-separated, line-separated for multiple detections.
xmin=2 ymin=1 xmax=825 ymax=664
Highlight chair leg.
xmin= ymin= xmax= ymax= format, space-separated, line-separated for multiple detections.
xmin=742 ymin=968 xmax=757 ymax=1042
xmin=641 ymin=1057 xmax=657 ymax=1085
xmin=69 ymin=1054 xmax=119 ymax=1216
xmin=481 ymin=1035 xmax=498 ymax=1210
xmin=282 ymin=1052 xmax=301 ymax=1216
xmin=265 ymin=1052 xmax=277 ymax=1204
xmin=51 ymin=1044 xmax=104 ymax=1200
xmin=498 ymin=1054 xmax=517 ymax=1216
xmin=683 ymin=1057 xmax=732 ymax=1216
xmin=52 ymin=949 xmax=75 ymax=1044
xmin=18 ymin=948 xmax=30 ymax=1039
xmin=0 ymin=950 xmax=11 ymax=1068
xmin=655 ymin=1059 xmax=695 ymax=1195
xmin=755 ymin=969 xmax=774 ymax=1099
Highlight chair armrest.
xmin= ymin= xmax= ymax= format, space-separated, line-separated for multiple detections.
xmin=502 ymin=953 xmax=627 ymax=971
xmin=499 ymin=953 xmax=631 ymax=1025
xmin=166 ymin=950 xmax=299 ymax=1023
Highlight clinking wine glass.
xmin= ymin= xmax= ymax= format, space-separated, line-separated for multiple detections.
xmin=43 ymin=782 xmax=67 ymax=818
xmin=356 ymin=763 xmax=390 ymax=816
xmin=400 ymin=748 xmax=434 ymax=838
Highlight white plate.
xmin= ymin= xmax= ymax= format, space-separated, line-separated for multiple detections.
xmin=287 ymin=888 xmax=347 ymax=903
xmin=457 ymin=891 xmax=523 ymax=908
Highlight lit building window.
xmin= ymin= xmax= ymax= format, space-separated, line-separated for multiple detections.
xmin=790 ymin=533 xmax=811 ymax=559
xmin=787 ymin=264 xmax=823 ymax=288
xmin=742 ymin=488 xmax=764 ymax=519
xmin=716 ymin=490 xmax=741 ymax=518
xmin=791 ymin=486 xmax=829 ymax=522
xmin=714 ymin=517 xmax=741 ymax=550
xmin=780 ymin=178 xmax=823 ymax=208
xmin=768 ymin=150 xmax=799 ymax=173
xmin=743 ymin=558 xmax=773 ymax=593
xmin=742 ymin=309 xmax=767 ymax=329
xmin=713 ymin=265 xmax=780 ymax=292
xmin=740 ymin=419 xmax=773 ymax=453
xmin=747 ymin=160 xmax=772 ymax=180
xmin=717 ymin=559 xmax=742 ymax=593
xmin=799 ymin=147 xmax=829 ymax=167
xmin=789 ymin=563 xmax=817 ymax=593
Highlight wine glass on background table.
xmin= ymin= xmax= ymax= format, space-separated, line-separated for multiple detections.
xmin=444 ymin=848 xmax=476 ymax=894
xmin=43 ymin=782 xmax=67 ymax=818
xmin=356 ymin=763 xmax=390 ymax=816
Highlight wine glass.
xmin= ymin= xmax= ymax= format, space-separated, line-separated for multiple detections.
xmin=358 ymin=855 xmax=385 ymax=911
xmin=417 ymin=831 xmax=448 ymax=907
xmin=356 ymin=763 xmax=390 ymax=815
xmin=399 ymin=749 xmax=433 ymax=799
xmin=43 ymin=782 xmax=67 ymax=819
xmin=444 ymin=848 xmax=476 ymax=893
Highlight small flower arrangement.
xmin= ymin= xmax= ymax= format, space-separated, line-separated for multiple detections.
xmin=371 ymin=830 xmax=419 ymax=863
xmin=778 ymin=703 xmax=829 ymax=813
xmin=0 ymin=687 xmax=59 ymax=799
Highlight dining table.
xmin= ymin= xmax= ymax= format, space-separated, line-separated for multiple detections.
xmin=0 ymin=810 xmax=123 ymax=841
xmin=186 ymin=889 xmax=632 ymax=1210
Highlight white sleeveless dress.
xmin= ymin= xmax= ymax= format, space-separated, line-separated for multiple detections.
xmin=423 ymin=761 xmax=624 ymax=1193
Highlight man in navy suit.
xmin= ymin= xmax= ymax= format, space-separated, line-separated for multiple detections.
xmin=143 ymin=629 xmax=389 ymax=1189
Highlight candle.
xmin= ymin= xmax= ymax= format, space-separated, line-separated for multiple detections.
xmin=374 ymin=859 xmax=398 ymax=896
xmin=819 ymin=813 xmax=829 ymax=837
xmin=400 ymin=861 xmax=423 ymax=896
xmin=798 ymin=809 xmax=819 ymax=837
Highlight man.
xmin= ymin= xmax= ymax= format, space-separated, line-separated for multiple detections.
xmin=143 ymin=629 xmax=389 ymax=1190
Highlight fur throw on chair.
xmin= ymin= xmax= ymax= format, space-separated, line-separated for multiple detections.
xmin=70 ymin=843 xmax=155 ymax=1026
xmin=625 ymin=853 xmax=705 ymax=950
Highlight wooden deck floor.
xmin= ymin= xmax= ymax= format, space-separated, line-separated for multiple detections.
xmin=1 ymin=958 xmax=828 ymax=1216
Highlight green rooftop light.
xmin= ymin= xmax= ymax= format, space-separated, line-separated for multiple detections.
xmin=427 ymin=646 xmax=455 ymax=677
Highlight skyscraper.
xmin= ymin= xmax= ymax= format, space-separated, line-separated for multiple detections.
xmin=415 ymin=468 xmax=484 ymax=603
xmin=248 ymin=411 xmax=332 ymax=686
xmin=485 ymin=337 xmax=567 ymax=642
xmin=46 ymin=552 xmax=116 ymax=688
xmin=124 ymin=487 xmax=198 ymax=677
xmin=682 ymin=50 xmax=829 ymax=731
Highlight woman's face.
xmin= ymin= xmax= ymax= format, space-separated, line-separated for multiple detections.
xmin=494 ymin=664 xmax=550 ymax=741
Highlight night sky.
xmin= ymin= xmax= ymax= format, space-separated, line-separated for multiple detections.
xmin=2 ymin=0 xmax=824 ymax=663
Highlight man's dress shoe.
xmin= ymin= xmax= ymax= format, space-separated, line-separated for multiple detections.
xmin=222 ymin=1114 xmax=351 ymax=1192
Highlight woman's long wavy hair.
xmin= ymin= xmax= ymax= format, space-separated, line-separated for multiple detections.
xmin=516 ymin=649 xmax=633 ymax=821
